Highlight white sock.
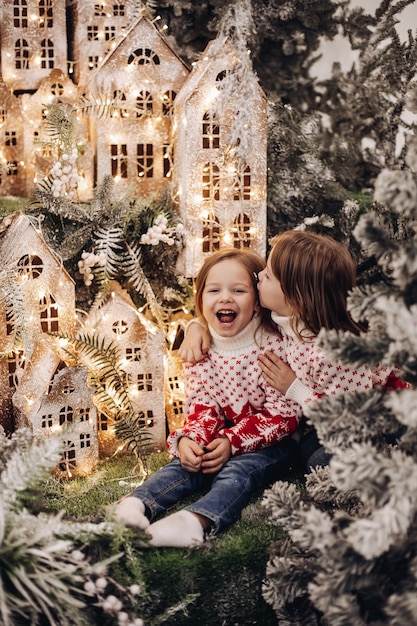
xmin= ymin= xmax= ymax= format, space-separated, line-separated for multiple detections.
xmin=147 ymin=510 xmax=205 ymax=548
xmin=114 ymin=497 xmax=150 ymax=530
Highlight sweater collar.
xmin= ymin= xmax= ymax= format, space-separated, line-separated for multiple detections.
xmin=209 ymin=316 xmax=262 ymax=354
xmin=271 ymin=313 xmax=316 ymax=341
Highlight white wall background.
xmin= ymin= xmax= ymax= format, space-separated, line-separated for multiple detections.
xmin=313 ymin=0 xmax=417 ymax=78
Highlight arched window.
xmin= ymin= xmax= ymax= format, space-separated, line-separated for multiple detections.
xmin=137 ymin=144 xmax=153 ymax=179
xmin=51 ymin=83 xmax=64 ymax=96
xmin=111 ymin=144 xmax=127 ymax=178
xmin=162 ymin=90 xmax=176 ymax=117
xmin=17 ymin=254 xmax=43 ymax=278
xmin=202 ymin=214 xmax=221 ymax=253
xmin=232 ymin=213 xmax=251 ymax=248
xmin=41 ymin=38 xmax=54 ymax=69
xmin=233 ymin=165 xmax=251 ymax=200
xmin=128 ymin=48 xmax=160 ymax=65
xmin=215 ymin=69 xmax=232 ymax=90
xmin=202 ymin=111 xmax=220 ymax=149
xmin=39 ymin=0 xmax=53 ymax=28
xmin=14 ymin=0 xmax=28 ymax=28
xmin=40 ymin=293 xmax=59 ymax=332
xmin=202 ymin=162 xmax=220 ymax=200
xmin=15 ymin=39 xmax=29 ymax=69
xmin=59 ymin=406 xmax=74 ymax=426
xmin=112 ymin=90 xmax=129 ymax=118
xmin=136 ymin=91 xmax=153 ymax=116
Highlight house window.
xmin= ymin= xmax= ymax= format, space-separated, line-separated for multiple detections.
xmin=7 ymin=351 xmax=25 ymax=388
xmin=13 ymin=0 xmax=28 ymax=28
xmin=39 ymin=0 xmax=53 ymax=28
xmin=232 ymin=213 xmax=251 ymax=249
xmin=215 ymin=69 xmax=231 ymax=90
xmin=126 ymin=347 xmax=141 ymax=361
xmin=136 ymin=91 xmax=153 ymax=116
xmin=162 ymin=90 xmax=176 ymax=117
xmin=79 ymin=407 xmax=90 ymax=422
xmin=94 ymin=3 xmax=106 ymax=16
xmin=202 ymin=214 xmax=221 ymax=253
xmin=40 ymin=293 xmax=59 ymax=332
xmin=112 ymin=90 xmax=129 ymax=118
xmin=15 ymin=39 xmax=29 ymax=69
xmin=202 ymin=162 xmax=220 ymax=200
xmin=105 ymin=26 xmax=116 ymax=41
xmin=80 ymin=433 xmax=91 ymax=449
xmin=51 ymin=83 xmax=64 ymax=96
xmin=88 ymin=56 xmax=100 ymax=70
xmin=17 ymin=254 xmax=43 ymax=278
xmin=59 ymin=406 xmax=74 ymax=426
xmin=98 ymin=412 xmax=108 ymax=431
xmin=0 ymin=109 xmax=6 ymax=123
xmin=41 ymin=414 xmax=53 ymax=428
xmin=62 ymin=384 xmax=75 ymax=394
xmin=137 ymin=144 xmax=153 ymax=179
xmin=113 ymin=3 xmax=125 ymax=16
xmin=87 ymin=25 xmax=100 ymax=41
xmin=233 ymin=165 xmax=251 ymax=200
xmin=137 ymin=372 xmax=152 ymax=391
xmin=112 ymin=319 xmax=128 ymax=335
xmin=111 ymin=144 xmax=127 ymax=178
xmin=128 ymin=48 xmax=160 ymax=65
xmin=59 ymin=441 xmax=76 ymax=473
xmin=163 ymin=144 xmax=172 ymax=178
xmin=41 ymin=38 xmax=54 ymax=69
xmin=5 ymin=132 xmax=17 ymax=147
xmin=7 ymin=163 xmax=18 ymax=176
xmin=172 ymin=399 xmax=184 ymax=416
xmin=202 ymin=111 xmax=220 ymax=149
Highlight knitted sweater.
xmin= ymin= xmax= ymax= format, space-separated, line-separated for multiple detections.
xmin=272 ymin=314 xmax=393 ymax=405
xmin=167 ymin=317 xmax=302 ymax=457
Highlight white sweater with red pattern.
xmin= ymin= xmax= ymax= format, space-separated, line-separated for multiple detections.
xmin=272 ymin=314 xmax=393 ymax=405
xmin=167 ymin=317 xmax=302 ymax=458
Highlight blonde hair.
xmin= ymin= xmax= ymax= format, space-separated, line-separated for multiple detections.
xmin=269 ymin=231 xmax=365 ymax=338
xmin=194 ymin=248 xmax=275 ymax=333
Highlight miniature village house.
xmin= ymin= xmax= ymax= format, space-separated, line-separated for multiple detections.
xmin=172 ymin=37 xmax=268 ymax=277
xmin=31 ymin=365 xmax=99 ymax=478
xmin=0 ymin=211 xmax=76 ymax=434
xmin=83 ymin=14 xmax=190 ymax=199
xmin=1 ymin=0 xmax=68 ymax=92
xmin=84 ymin=281 xmax=167 ymax=455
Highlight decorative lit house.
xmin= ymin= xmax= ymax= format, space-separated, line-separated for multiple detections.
xmin=20 ymin=68 xmax=93 ymax=200
xmin=172 ymin=37 xmax=268 ymax=277
xmin=82 ymin=14 xmax=190 ymax=199
xmin=83 ymin=281 xmax=167 ymax=454
xmin=31 ymin=365 xmax=99 ymax=478
xmin=0 ymin=211 xmax=76 ymax=431
xmin=0 ymin=0 xmax=68 ymax=92
xmin=0 ymin=76 xmax=25 ymax=197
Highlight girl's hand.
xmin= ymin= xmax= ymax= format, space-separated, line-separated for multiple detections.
xmin=201 ymin=438 xmax=231 ymax=474
xmin=258 ymin=350 xmax=296 ymax=394
xmin=178 ymin=437 xmax=205 ymax=472
xmin=178 ymin=321 xmax=211 ymax=363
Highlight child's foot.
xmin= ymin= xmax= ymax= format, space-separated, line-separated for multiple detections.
xmin=114 ymin=496 xmax=150 ymax=530
xmin=147 ymin=510 xmax=205 ymax=548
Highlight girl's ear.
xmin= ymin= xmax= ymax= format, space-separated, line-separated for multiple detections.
xmin=252 ymin=302 xmax=261 ymax=318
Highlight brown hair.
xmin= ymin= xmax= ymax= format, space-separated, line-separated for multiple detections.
xmin=194 ymin=248 xmax=275 ymax=333
xmin=269 ymin=231 xmax=365 ymax=338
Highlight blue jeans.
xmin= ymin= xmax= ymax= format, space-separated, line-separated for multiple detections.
xmin=129 ymin=440 xmax=295 ymax=534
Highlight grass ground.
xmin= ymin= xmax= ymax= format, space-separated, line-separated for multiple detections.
xmin=42 ymin=452 xmax=295 ymax=625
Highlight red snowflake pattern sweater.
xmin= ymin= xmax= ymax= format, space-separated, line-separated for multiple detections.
xmin=271 ymin=315 xmax=394 ymax=405
xmin=167 ymin=317 xmax=302 ymax=457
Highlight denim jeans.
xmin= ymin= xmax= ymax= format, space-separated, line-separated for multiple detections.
xmin=130 ymin=439 xmax=295 ymax=534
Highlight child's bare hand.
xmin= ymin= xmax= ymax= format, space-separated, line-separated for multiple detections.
xmin=178 ymin=437 xmax=205 ymax=472
xmin=178 ymin=322 xmax=210 ymax=363
xmin=258 ymin=350 xmax=296 ymax=394
xmin=202 ymin=438 xmax=231 ymax=474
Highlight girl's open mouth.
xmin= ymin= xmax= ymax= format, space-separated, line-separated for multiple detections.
xmin=216 ymin=310 xmax=237 ymax=323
